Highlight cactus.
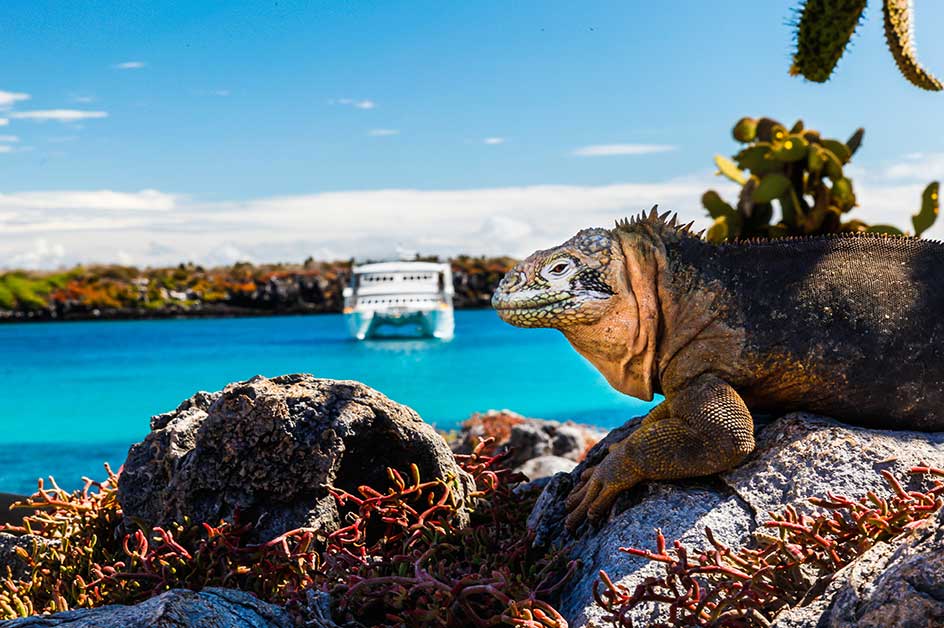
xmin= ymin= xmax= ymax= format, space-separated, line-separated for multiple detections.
xmin=791 ymin=0 xmax=942 ymax=92
xmin=704 ymin=116 xmax=939 ymax=241
xmin=913 ymin=181 xmax=940 ymax=236
xmin=883 ymin=0 xmax=943 ymax=91
xmin=790 ymin=0 xmax=867 ymax=83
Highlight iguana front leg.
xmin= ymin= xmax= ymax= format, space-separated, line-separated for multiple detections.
xmin=565 ymin=374 xmax=755 ymax=531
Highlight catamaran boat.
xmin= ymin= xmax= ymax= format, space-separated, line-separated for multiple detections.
xmin=342 ymin=261 xmax=455 ymax=340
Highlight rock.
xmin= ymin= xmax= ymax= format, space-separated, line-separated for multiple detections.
xmin=528 ymin=413 xmax=944 ymax=628
xmin=0 ymin=534 xmax=50 ymax=581
xmin=517 ymin=455 xmax=577 ymax=481
xmin=506 ymin=420 xmax=556 ymax=462
xmin=3 ymin=587 xmax=294 ymax=627
xmin=118 ymin=374 xmax=474 ymax=543
xmin=453 ymin=410 xmax=605 ymax=470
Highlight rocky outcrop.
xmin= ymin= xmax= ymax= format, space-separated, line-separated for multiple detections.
xmin=453 ymin=410 xmax=606 ymax=480
xmin=118 ymin=374 xmax=474 ymax=543
xmin=528 ymin=414 xmax=944 ymax=628
xmin=4 ymin=588 xmax=294 ymax=627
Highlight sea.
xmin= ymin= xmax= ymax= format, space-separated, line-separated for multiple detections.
xmin=0 ymin=309 xmax=658 ymax=494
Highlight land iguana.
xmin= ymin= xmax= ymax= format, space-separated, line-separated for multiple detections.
xmin=491 ymin=206 xmax=944 ymax=531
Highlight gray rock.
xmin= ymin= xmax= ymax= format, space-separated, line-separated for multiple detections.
xmin=453 ymin=410 xmax=606 ymax=468
xmin=0 ymin=534 xmax=50 ymax=582
xmin=507 ymin=421 xmax=555 ymax=462
xmin=118 ymin=374 xmax=473 ymax=542
xmin=553 ymin=424 xmax=597 ymax=461
xmin=529 ymin=413 xmax=944 ymax=628
xmin=723 ymin=415 xmax=944 ymax=520
xmin=517 ymin=455 xmax=577 ymax=481
xmin=2 ymin=587 xmax=293 ymax=627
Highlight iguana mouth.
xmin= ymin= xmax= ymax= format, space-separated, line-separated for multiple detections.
xmin=491 ymin=294 xmax=577 ymax=328
xmin=491 ymin=295 xmax=572 ymax=312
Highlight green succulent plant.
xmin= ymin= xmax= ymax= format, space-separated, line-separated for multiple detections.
xmin=703 ymin=116 xmax=940 ymax=242
xmin=790 ymin=0 xmax=942 ymax=91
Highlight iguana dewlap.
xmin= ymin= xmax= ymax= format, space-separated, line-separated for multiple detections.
xmin=492 ymin=207 xmax=944 ymax=530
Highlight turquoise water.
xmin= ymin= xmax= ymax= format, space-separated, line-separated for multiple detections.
xmin=0 ymin=310 xmax=657 ymax=494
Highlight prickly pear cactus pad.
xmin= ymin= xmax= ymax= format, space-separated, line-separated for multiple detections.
xmin=703 ymin=116 xmax=940 ymax=241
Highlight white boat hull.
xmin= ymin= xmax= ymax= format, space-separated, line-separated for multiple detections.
xmin=346 ymin=307 xmax=454 ymax=340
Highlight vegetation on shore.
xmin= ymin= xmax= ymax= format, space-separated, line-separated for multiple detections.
xmin=0 ymin=256 xmax=515 ymax=321
xmin=2 ymin=443 xmax=941 ymax=626
xmin=0 ymin=440 xmax=573 ymax=626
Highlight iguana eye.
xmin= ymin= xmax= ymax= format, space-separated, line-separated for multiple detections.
xmin=547 ymin=261 xmax=572 ymax=276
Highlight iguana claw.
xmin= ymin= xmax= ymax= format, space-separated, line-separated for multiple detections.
xmin=565 ymin=440 xmax=641 ymax=532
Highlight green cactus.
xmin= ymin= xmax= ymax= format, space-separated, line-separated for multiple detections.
xmin=791 ymin=0 xmax=941 ymax=92
xmin=913 ymin=182 xmax=940 ymax=236
xmin=704 ymin=116 xmax=939 ymax=241
xmin=714 ymin=155 xmax=747 ymax=185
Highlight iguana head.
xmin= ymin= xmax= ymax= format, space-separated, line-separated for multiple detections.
xmin=492 ymin=208 xmax=686 ymax=402
xmin=491 ymin=228 xmax=621 ymax=329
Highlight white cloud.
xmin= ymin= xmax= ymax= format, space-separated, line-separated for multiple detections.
xmin=0 ymin=189 xmax=177 ymax=211
xmin=335 ymin=98 xmax=376 ymax=110
xmin=3 ymin=152 xmax=944 ymax=269
xmin=0 ymin=135 xmax=17 ymax=143
xmin=212 ymin=90 xmax=230 ymax=97
xmin=368 ymin=128 xmax=399 ymax=136
xmin=113 ymin=61 xmax=146 ymax=70
xmin=7 ymin=238 xmax=67 ymax=269
xmin=0 ymin=146 xmax=12 ymax=154
xmin=0 ymin=119 xmax=8 ymax=126
xmin=574 ymin=144 xmax=677 ymax=157
xmin=0 ymin=90 xmax=30 ymax=109
xmin=14 ymin=158 xmax=941 ymax=267
xmin=205 ymin=243 xmax=256 ymax=266
xmin=0 ymin=176 xmax=727 ymax=267
xmin=883 ymin=152 xmax=944 ymax=181
xmin=10 ymin=110 xmax=108 ymax=122
xmin=483 ymin=137 xmax=505 ymax=145
xmin=71 ymin=95 xmax=95 ymax=104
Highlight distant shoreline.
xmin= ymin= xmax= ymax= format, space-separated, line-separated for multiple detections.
xmin=0 ymin=303 xmax=494 ymax=324
xmin=0 ymin=257 xmax=515 ymax=325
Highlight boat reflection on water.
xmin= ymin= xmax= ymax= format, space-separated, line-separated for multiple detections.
xmin=359 ymin=337 xmax=447 ymax=354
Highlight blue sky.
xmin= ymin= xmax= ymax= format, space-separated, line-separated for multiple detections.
xmin=3 ymin=0 xmax=944 ymax=267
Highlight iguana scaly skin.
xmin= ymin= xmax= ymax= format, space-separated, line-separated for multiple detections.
xmin=492 ymin=207 xmax=944 ymax=530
